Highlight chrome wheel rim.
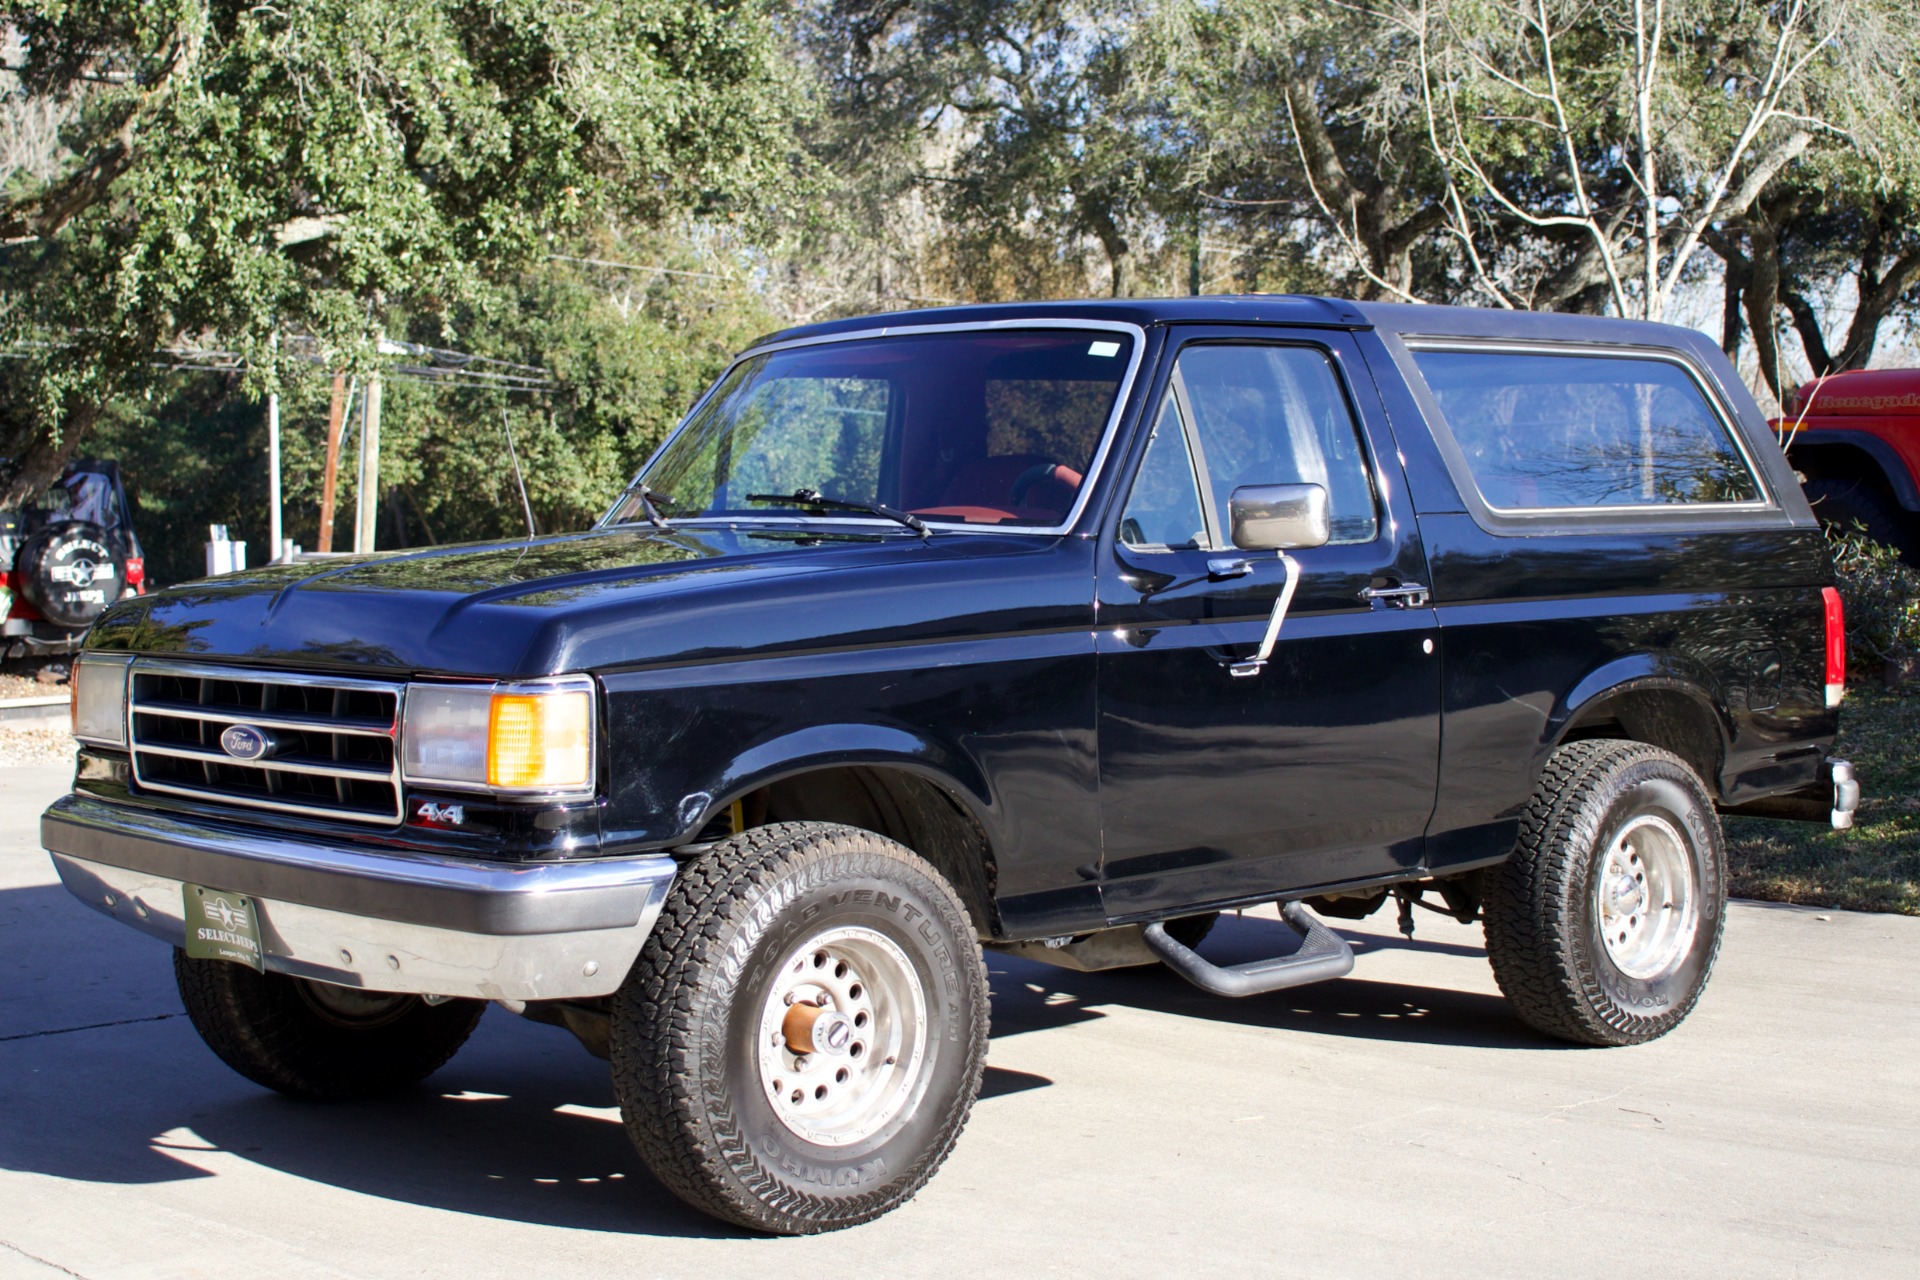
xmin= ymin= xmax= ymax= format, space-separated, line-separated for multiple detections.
xmin=1595 ymin=814 xmax=1699 ymax=982
xmin=756 ymin=925 xmax=928 ymax=1148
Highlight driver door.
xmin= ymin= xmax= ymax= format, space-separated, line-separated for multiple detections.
xmin=1094 ymin=329 xmax=1441 ymax=921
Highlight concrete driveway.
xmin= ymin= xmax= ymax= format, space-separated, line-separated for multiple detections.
xmin=3 ymin=762 xmax=1916 ymax=1279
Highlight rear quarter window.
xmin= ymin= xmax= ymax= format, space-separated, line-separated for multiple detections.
xmin=1410 ymin=348 xmax=1763 ymax=510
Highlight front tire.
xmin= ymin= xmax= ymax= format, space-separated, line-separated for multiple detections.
xmin=1481 ymin=740 xmax=1726 ymax=1046
xmin=173 ymin=952 xmax=485 ymax=1099
xmin=611 ymin=822 xmax=989 ymax=1234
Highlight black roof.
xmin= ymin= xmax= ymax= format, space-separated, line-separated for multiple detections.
xmin=750 ymin=295 xmax=1715 ymax=353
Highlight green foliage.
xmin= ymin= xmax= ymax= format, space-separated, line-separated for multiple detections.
xmin=1828 ymin=529 xmax=1920 ymax=671
xmin=1131 ymin=0 xmax=1439 ymax=299
xmin=0 ymin=0 xmax=798 ymax=501
xmin=86 ymin=238 xmax=775 ymax=583
xmin=793 ymin=1 xmax=1206 ymax=301
xmin=8 ymin=0 xmax=1920 ymax=575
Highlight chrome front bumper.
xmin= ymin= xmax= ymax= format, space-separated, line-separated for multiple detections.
xmin=42 ymin=794 xmax=676 ymax=1001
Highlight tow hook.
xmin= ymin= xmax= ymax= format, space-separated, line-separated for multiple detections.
xmin=1829 ymin=758 xmax=1859 ymax=831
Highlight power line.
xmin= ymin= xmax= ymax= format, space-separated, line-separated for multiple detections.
xmin=4 ymin=337 xmax=562 ymax=392
xmin=548 ymin=252 xmax=735 ymax=282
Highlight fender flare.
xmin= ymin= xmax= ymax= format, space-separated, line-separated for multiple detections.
xmin=670 ymin=722 xmax=998 ymax=845
xmin=1790 ymin=428 xmax=1920 ymax=512
xmin=1545 ymin=655 xmax=1734 ymax=793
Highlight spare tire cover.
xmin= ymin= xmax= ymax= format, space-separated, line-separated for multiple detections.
xmin=18 ymin=520 xmax=126 ymax=629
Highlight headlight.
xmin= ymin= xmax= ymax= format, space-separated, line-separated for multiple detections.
xmin=401 ymin=676 xmax=595 ymax=797
xmin=70 ymin=652 xmax=134 ymax=747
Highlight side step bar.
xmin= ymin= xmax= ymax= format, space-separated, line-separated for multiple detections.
xmin=1143 ymin=902 xmax=1355 ymax=997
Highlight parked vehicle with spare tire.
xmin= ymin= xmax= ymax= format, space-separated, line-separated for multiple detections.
xmin=42 ymin=298 xmax=1853 ymax=1233
xmin=1 ymin=458 xmax=146 ymax=659
xmin=1774 ymin=366 xmax=1920 ymax=565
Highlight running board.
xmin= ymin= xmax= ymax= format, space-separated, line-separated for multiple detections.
xmin=1143 ymin=902 xmax=1355 ymax=997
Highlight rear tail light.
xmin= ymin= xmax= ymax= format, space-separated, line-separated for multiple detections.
xmin=1821 ymin=586 xmax=1845 ymax=708
xmin=125 ymin=556 xmax=145 ymax=591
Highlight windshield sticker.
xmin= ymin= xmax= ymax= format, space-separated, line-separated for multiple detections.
xmin=1088 ymin=341 xmax=1121 ymax=357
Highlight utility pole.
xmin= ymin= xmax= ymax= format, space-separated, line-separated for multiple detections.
xmin=266 ymin=335 xmax=282 ymax=560
xmin=317 ymin=372 xmax=348 ymax=553
xmin=355 ymin=372 xmax=383 ymax=553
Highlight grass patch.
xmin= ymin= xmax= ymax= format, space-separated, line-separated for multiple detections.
xmin=1725 ymin=686 xmax=1920 ymax=915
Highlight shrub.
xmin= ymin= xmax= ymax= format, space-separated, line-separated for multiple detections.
xmin=1828 ymin=530 xmax=1920 ymax=682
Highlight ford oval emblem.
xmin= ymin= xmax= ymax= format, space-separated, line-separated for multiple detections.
xmin=219 ymin=724 xmax=275 ymax=761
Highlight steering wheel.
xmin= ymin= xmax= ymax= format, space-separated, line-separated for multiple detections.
xmin=1009 ymin=461 xmax=1085 ymax=507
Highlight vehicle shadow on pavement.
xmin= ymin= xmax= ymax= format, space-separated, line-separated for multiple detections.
xmin=1 ymin=876 xmax=1549 ymax=1242
xmin=987 ymin=912 xmax=1572 ymax=1052
xmin=1 ymin=1006 xmax=1054 ymax=1240
xmin=0 ymin=875 xmax=1055 ymax=1238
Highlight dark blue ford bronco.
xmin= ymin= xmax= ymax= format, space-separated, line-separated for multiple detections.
xmin=43 ymin=297 xmax=1856 ymax=1233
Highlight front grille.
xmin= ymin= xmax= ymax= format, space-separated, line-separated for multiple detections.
xmin=128 ymin=662 xmax=403 ymax=825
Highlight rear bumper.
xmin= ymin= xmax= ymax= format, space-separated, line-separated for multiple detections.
xmin=1717 ymin=757 xmax=1860 ymax=830
xmin=2 ymin=615 xmax=82 ymax=655
xmin=41 ymin=793 xmax=676 ymax=1001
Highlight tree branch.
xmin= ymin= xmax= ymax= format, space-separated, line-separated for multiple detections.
xmin=0 ymin=12 xmax=207 ymax=244
xmin=1654 ymin=0 xmax=1832 ymax=314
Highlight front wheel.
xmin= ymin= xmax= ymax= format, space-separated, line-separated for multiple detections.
xmin=1481 ymin=740 xmax=1726 ymax=1046
xmin=173 ymin=953 xmax=486 ymax=1098
xmin=611 ymin=822 xmax=989 ymax=1234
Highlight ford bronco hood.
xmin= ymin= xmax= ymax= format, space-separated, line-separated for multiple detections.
xmin=85 ymin=524 xmax=1075 ymax=677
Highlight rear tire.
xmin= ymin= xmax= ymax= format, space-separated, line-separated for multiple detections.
xmin=16 ymin=519 xmax=126 ymax=629
xmin=173 ymin=952 xmax=485 ymax=1099
xmin=1481 ymin=740 xmax=1726 ymax=1047
xmin=611 ymin=822 xmax=989 ymax=1234
xmin=1803 ymin=475 xmax=1919 ymax=565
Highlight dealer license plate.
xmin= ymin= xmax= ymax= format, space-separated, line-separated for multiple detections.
xmin=182 ymin=884 xmax=266 ymax=972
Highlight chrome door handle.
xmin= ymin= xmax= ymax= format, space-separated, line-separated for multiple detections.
xmin=1359 ymin=583 xmax=1430 ymax=608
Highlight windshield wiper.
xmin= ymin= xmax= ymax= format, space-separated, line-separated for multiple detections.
xmin=614 ymin=479 xmax=676 ymax=530
xmin=745 ymin=488 xmax=931 ymax=538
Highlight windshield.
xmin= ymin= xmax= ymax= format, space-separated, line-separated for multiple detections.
xmin=611 ymin=327 xmax=1137 ymax=529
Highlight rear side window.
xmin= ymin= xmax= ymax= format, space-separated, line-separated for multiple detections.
xmin=1410 ymin=349 xmax=1762 ymax=510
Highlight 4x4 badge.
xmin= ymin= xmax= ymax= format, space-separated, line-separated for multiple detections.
xmin=416 ymin=800 xmax=466 ymax=826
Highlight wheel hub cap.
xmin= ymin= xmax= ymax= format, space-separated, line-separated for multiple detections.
xmin=1605 ymin=871 xmax=1646 ymax=918
xmin=1595 ymin=814 xmax=1700 ymax=982
xmin=756 ymin=925 xmax=929 ymax=1148
xmin=782 ymin=1002 xmax=856 ymax=1056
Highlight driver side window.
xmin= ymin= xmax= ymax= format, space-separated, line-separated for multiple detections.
xmin=1120 ymin=343 xmax=1379 ymax=552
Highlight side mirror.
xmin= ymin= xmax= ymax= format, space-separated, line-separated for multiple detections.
xmin=1228 ymin=483 xmax=1331 ymax=552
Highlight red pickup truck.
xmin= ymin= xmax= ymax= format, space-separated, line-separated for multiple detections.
xmin=1777 ymin=367 xmax=1920 ymax=564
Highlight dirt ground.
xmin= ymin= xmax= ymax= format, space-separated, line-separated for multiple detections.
xmin=0 ymin=659 xmax=68 ymax=700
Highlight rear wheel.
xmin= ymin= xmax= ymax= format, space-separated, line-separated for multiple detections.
xmin=173 ymin=952 xmax=485 ymax=1099
xmin=1803 ymin=475 xmax=1919 ymax=564
xmin=611 ymin=821 xmax=989 ymax=1234
xmin=1481 ymin=740 xmax=1726 ymax=1046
